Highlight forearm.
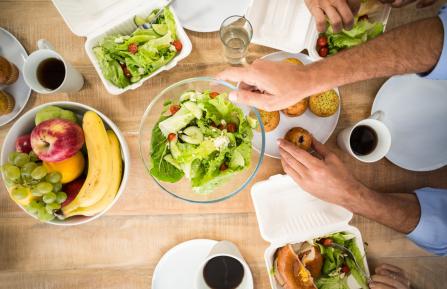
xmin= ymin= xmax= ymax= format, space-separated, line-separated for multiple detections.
xmin=299 ymin=17 xmax=444 ymax=94
xmin=343 ymin=186 xmax=421 ymax=234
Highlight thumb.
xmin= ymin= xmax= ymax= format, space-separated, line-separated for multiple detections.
xmin=229 ymin=89 xmax=274 ymax=110
xmin=311 ymin=137 xmax=331 ymax=158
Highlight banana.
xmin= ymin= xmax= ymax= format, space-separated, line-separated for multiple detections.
xmin=62 ymin=111 xmax=112 ymax=214
xmin=64 ymin=130 xmax=122 ymax=217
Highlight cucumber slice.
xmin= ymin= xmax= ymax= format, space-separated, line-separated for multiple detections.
xmin=152 ymin=24 xmax=168 ymax=36
xmin=247 ymin=115 xmax=258 ymax=129
xmin=229 ymin=150 xmax=245 ymax=169
xmin=134 ymin=15 xmax=147 ymax=26
xmin=180 ymin=126 xmax=204 ymax=145
xmin=146 ymin=10 xmax=159 ymax=22
xmin=183 ymin=101 xmax=202 ymax=119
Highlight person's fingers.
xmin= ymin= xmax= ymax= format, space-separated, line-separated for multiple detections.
xmin=378 ymin=0 xmax=395 ymax=4
xmin=311 ymin=7 xmax=327 ymax=32
xmin=347 ymin=0 xmax=361 ymax=16
xmin=310 ymin=137 xmax=331 ymax=158
xmin=278 ymin=139 xmax=320 ymax=168
xmin=416 ymin=0 xmax=436 ymax=8
xmin=371 ymin=275 xmax=408 ymax=289
xmin=281 ymin=158 xmax=303 ymax=180
xmin=216 ymin=67 xmax=258 ymax=87
xmin=333 ymin=0 xmax=355 ymax=30
xmin=369 ymin=281 xmax=396 ymax=289
xmin=375 ymin=269 xmax=410 ymax=287
xmin=229 ymin=89 xmax=274 ymax=110
xmin=279 ymin=146 xmax=308 ymax=176
xmin=391 ymin=0 xmax=415 ymax=8
xmin=321 ymin=5 xmax=343 ymax=32
xmin=375 ymin=264 xmax=405 ymax=275
xmin=238 ymin=82 xmax=256 ymax=91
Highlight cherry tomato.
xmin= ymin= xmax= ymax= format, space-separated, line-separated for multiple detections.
xmin=220 ymin=163 xmax=228 ymax=171
xmin=128 ymin=43 xmax=138 ymax=54
xmin=120 ymin=64 xmax=132 ymax=78
xmin=209 ymin=92 xmax=219 ymax=99
xmin=358 ymin=14 xmax=369 ymax=21
xmin=341 ymin=264 xmax=350 ymax=274
xmin=318 ymin=47 xmax=329 ymax=57
xmin=172 ymin=40 xmax=183 ymax=52
xmin=210 ymin=122 xmax=217 ymax=128
xmin=227 ymin=123 xmax=237 ymax=133
xmin=169 ymin=104 xmax=181 ymax=115
xmin=167 ymin=133 xmax=176 ymax=142
xmin=317 ymin=35 xmax=328 ymax=48
xmin=321 ymin=238 xmax=333 ymax=247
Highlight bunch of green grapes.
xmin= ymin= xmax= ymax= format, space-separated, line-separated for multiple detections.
xmin=1 ymin=151 xmax=67 ymax=222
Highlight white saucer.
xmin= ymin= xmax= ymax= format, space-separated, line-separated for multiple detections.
xmin=152 ymin=239 xmax=217 ymax=289
xmin=372 ymin=74 xmax=447 ymax=171
xmin=0 ymin=27 xmax=32 ymax=127
xmin=254 ymin=52 xmax=340 ymax=159
xmin=172 ymin=0 xmax=250 ymax=32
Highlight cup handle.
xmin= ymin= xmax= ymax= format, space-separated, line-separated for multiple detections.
xmin=369 ymin=110 xmax=384 ymax=121
xmin=37 ymin=39 xmax=56 ymax=51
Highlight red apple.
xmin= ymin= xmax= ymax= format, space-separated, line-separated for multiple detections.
xmin=62 ymin=177 xmax=85 ymax=207
xmin=30 ymin=118 xmax=84 ymax=162
xmin=16 ymin=134 xmax=32 ymax=153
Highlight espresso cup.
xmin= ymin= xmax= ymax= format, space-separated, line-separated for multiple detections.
xmin=23 ymin=39 xmax=83 ymax=94
xmin=196 ymin=241 xmax=253 ymax=289
xmin=337 ymin=111 xmax=391 ymax=163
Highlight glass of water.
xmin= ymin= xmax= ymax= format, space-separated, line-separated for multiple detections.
xmin=219 ymin=16 xmax=253 ymax=65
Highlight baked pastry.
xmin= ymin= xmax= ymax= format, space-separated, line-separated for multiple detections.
xmin=282 ymin=97 xmax=309 ymax=117
xmin=283 ymin=58 xmax=303 ymax=65
xmin=309 ymin=89 xmax=339 ymax=117
xmin=284 ymin=127 xmax=312 ymax=151
xmin=0 ymin=56 xmax=19 ymax=85
xmin=257 ymin=109 xmax=280 ymax=132
xmin=0 ymin=90 xmax=15 ymax=115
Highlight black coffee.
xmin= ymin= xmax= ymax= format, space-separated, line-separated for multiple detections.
xmin=350 ymin=125 xmax=378 ymax=156
xmin=203 ymin=256 xmax=244 ymax=289
xmin=37 ymin=58 xmax=65 ymax=90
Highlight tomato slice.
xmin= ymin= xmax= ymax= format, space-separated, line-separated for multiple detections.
xmin=167 ymin=133 xmax=176 ymax=142
xmin=169 ymin=104 xmax=180 ymax=115
xmin=128 ymin=43 xmax=138 ymax=54
xmin=209 ymin=92 xmax=219 ymax=99
xmin=172 ymin=40 xmax=182 ymax=52
xmin=226 ymin=123 xmax=237 ymax=133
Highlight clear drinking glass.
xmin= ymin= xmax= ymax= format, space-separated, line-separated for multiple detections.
xmin=219 ymin=16 xmax=253 ymax=65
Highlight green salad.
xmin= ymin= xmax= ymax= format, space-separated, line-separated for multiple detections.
xmin=93 ymin=8 xmax=182 ymax=88
xmin=315 ymin=232 xmax=368 ymax=289
xmin=150 ymin=90 xmax=257 ymax=194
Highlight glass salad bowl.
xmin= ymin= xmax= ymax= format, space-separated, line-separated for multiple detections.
xmin=139 ymin=77 xmax=265 ymax=203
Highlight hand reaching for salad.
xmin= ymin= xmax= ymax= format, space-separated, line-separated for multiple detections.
xmin=370 ymin=264 xmax=411 ymax=289
xmin=216 ymin=60 xmax=325 ymax=112
xmin=305 ymin=0 xmax=361 ymax=32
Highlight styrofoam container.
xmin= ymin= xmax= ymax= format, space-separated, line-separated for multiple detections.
xmin=0 ymin=101 xmax=130 ymax=226
xmin=245 ymin=0 xmax=391 ymax=60
xmin=52 ymin=0 xmax=192 ymax=95
xmin=251 ymin=174 xmax=370 ymax=289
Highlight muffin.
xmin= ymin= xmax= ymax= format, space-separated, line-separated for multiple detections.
xmin=284 ymin=127 xmax=312 ymax=151
xmin=309 ymin=89 xmax=339 ymax=117
xmin=282 ymin=97 xmax=309 ymax=117
xmin=257 ymin=110 xmax=280 ymax=132
xmin=0 ymin=90 xmax=15 ymax=115
xmin=0 ymin=56 xmax=19 ymax=85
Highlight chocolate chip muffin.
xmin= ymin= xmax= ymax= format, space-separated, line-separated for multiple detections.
xmin=284 ymin=127 xmax=312 ymax=151
xmin=0 ymin=56 xmax=19 ymax=85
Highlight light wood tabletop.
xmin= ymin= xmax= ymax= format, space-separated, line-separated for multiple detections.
xmin=1 ymin=1 xmax=447 ymax=288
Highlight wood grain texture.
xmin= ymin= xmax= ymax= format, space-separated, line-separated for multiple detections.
xmin=0 ymin=1 xmax=446 ymax=289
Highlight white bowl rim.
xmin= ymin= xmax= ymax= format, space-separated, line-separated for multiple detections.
xmin=0 ymin=101 xmax=130 ymax=226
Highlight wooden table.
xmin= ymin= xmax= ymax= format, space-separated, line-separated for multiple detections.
xmin=1 ymin=1 xmax=447 ymax=288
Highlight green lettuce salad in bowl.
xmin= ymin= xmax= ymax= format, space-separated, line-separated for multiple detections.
xmin=139 ymin=77 xmax=265 ymax=203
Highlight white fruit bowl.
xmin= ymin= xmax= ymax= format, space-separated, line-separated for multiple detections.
xmin=0 ymin=101 xmax=130 ymax=226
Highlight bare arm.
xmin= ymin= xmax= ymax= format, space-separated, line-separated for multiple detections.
xmin=217 ymin=17 xmax=444 ymax=111
xmin=278 ymin=138 xmax=420 ymax=233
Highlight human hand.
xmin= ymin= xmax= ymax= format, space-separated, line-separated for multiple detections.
xmin=216 ymin=60 xmax=317 ymax=111
xmin=278 ymin=137 xmax=367 ymax=208
xmin=370 ymin=264 xmax=411 ymax=289
xmin=305 ymin=0 xmax=361 ymax=32
xmin=378 ymin=0 xmax=436 ymax=8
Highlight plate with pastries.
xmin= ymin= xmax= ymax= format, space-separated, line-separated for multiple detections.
xmin=251 ymin=52 xmax=340 ymax=158
xmin=0 ymin=27 xmax=32 ymax=127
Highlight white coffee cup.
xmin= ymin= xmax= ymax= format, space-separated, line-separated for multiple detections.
xmin=23 ymin=39 xmax=83 ymax=94
xmin=337 ymin=111 xmax=391 ymax=163
xmin=196 ymin=240 xmax=253 ymax=289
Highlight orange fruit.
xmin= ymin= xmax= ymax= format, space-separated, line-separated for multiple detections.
xmin=43 ymin=151 xmax=85 ymax=184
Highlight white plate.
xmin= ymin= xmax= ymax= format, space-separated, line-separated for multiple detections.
xmin=172 ymin=0 xmax=250 ymax=32
xmin=372 ymin=74 xmax=447 ymax=171
xmin=152 ymin=239 xmax=217 ymax=289
xmin=253 ymin=52 xmax=340 ymax=159
xmin=0 ymin=28 xmax=31 ymax=126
